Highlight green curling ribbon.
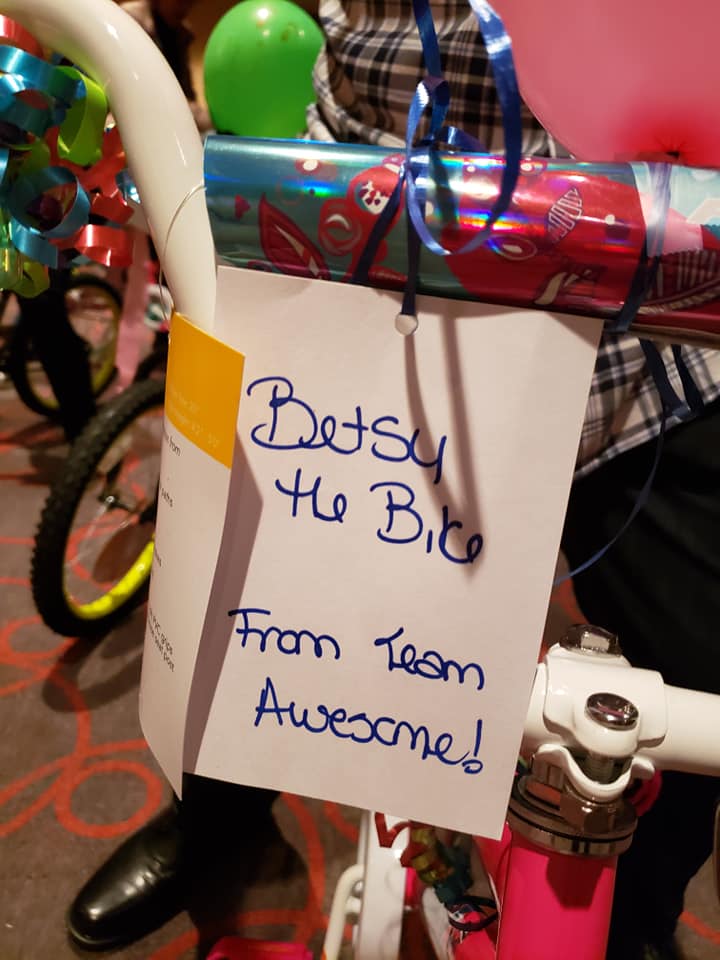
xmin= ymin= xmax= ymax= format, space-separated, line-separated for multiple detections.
xmin=0 ymin=215 xmax=48 ymax=296
xmin=56 ymin=67 xmax=106 ymax=166
xmin=15 ymin=258 xmax=49 ymax=297
xmin=0 ymin=215 xmax=21 ymax=284
xmin=12 ymin=138 xmax=50 ymax=175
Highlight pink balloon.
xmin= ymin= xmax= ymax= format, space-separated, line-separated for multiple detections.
xmin=492 ymin=0 xmax=720 ymax=166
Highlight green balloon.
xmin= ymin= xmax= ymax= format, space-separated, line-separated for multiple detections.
xmin=204 ymin=0 xmax=323 ymax=138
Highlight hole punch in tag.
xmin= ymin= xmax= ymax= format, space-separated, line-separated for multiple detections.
xmin=395 ymin=311 xmax=419 ymax=335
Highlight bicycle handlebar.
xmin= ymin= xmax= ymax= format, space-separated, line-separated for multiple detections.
xmin=523 ymin=643 xmax=720 ymax=787
xmin=650 ymin=684 xmax=720 ymax=776
xmin=2 ymin=0 xmax=217 ymax=330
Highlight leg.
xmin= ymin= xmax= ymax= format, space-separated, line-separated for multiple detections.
xmin=17 ymin=272 xmax=96 ymax=441
xmin=67 ymin=775 xmax=278 ymax=950
xmin=561 ymin=397 xmax=720 ymax=957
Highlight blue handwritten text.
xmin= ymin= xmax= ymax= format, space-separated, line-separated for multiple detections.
xmin=275 ymin=468 xmax=347 ymax=523
xmin=369 ymin=482 xmax=483 ymax=564
xmin=253 ymin=675 xmax=483 ymax=775
xmin=228 ymin=607 xmax=341 ymax=660
xmin=247 ymin=376 xmax=447 ymax=484
xmin=374 ymin=627 xmax=485 ymax=691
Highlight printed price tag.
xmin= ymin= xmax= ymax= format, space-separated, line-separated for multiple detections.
xmin=139 ymin=312 xmax=244 ymax=788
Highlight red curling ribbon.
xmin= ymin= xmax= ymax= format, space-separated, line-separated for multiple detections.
xmin=89 ymin=189 xmax=132 ymax=223
xmin=58 ymin=222 xmax=133 ymax=267
xmin=44 ymin=124 xmax=133 ymax=267
xmin=84 ymin=136 xmax=134 ymax=225
xmin=0 ymin=16 xmax=44 ymax=58
xmin=48 ymin=125 xmax=133 ymax=226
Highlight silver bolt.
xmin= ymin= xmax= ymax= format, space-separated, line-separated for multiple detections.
xmin=560 ymin=624 xmax=622 ymax=657
xmin=585 ymin=692 xmax=639 ymax=729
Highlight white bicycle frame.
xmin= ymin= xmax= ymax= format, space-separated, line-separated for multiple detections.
xmin=8 ymin=3 xmax=720 ymax=957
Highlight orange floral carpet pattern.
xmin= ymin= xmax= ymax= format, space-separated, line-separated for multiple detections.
xmin=1 ymin=384 xmax=719 ymax=959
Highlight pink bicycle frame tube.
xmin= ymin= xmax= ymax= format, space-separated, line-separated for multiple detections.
xmin=459 ymin=830 xmax=617 ymax=960
xmin=497 ymin=834 xmax=617 ymax=959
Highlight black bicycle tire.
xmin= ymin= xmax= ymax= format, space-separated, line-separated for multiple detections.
xmin=7 ymin=275 xmax=122 ymax=419
xmin=32 ymin=378 xmax=165 ymax=638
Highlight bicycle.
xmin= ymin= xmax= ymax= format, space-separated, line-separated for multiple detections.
xmin=0 ymin=268 xmax=122 ymax=420
xmin=30 ymin=278 xmax=169 ymax=638
xmin=322 ymin=621 xmax=720 ymax=960
xmin=7 ymin=3 xmax=720 ymax=958
xmin=31 ymin=375 xmax=164 ymax=637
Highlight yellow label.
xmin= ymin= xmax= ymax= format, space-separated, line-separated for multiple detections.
xmin=165 ymin=312 xmax=245 ymax=468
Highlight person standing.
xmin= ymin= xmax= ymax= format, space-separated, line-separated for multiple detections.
xmin=118 ymin=0 xmax=212 ymax=132
xmin=17 ymin=271 xmax=97 ymax=442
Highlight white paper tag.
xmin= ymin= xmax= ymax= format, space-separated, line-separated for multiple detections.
xmin=140 ymin=267 xmax=601 ymax=838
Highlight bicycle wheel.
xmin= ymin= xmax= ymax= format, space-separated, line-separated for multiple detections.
xmin=32 ymin=378 xmax=165 ymax=637
xmin=8 ymin=274 xmax=121 ymax=418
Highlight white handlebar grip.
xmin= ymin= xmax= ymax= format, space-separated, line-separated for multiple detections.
xmin=1 ymin=0 xmax=216 ymax=329
xmin=644 ymin=685 xmax=720 ymax=775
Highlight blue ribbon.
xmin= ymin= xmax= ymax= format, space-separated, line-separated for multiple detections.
xmin=411 ymin=0 xmax=442 ymax=77
xmin=610 ymin=162 xmax=673 ymax=333
xmin=353 ymin=0 xmax=522 ymax=318
xmin=555 ymin=341 xmax=704 ymax=585
xmin=404 ymin=0 xmax=522 ymax=261
xmin=459 ymin=0 xmax=522 ymax=242
xmin=556 ymin=161 xmax=704 ymax=585
xmin=602 ymin=159 xmax=704 ymax=426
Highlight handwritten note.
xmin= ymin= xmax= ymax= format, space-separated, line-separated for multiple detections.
xmin=244 ymin=374 xmax=480 ymax=562
xmin=140 ymin=268 xmax=601 ymax=838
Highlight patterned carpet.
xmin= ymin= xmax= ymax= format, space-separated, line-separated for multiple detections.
xmin=0 ymin=382 xmax=362 ymax=960
xmin=1 ymin=378 xmax=720 ymax=959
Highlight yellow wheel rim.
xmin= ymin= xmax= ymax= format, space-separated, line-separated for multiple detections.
xmin=67 ymin=539 xmax=154 ymax=620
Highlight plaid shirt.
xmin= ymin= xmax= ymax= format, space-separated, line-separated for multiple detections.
xmin=307 ymin=0 xmax=720 ymax=476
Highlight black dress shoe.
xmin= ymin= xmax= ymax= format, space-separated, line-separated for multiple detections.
xmin=66 ymin=805 xmax=185 ymax=951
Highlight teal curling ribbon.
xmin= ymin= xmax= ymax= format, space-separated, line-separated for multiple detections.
xmin=7 ymin=167 xmax=91 ymax=268
xmin=0 ymin=45 xmax=81 ymax=138
xmin=0 ymin=26 xmax=129 ymax=295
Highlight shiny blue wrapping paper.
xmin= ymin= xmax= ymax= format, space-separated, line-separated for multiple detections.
xmin=204 ymin=135 xmax=720 ymax=344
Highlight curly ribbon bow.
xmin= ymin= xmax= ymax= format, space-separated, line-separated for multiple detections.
xmin=0 ymin=17 xmax=133 ymax=297
xmin=352 ymin=0 xmax=522 ymax=325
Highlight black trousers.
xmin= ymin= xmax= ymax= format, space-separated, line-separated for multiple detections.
xmin=561 ymin=396 xmax=720 ymax=957
xmin=17 ymin=272 xmax=96 ymax=441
